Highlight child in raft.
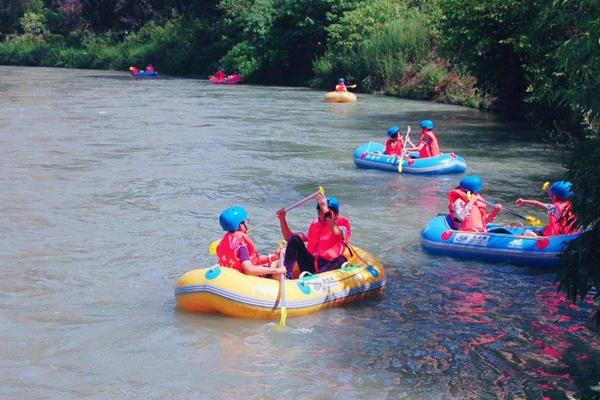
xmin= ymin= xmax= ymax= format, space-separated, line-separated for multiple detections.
xmin=384 ymin=126 xmax=405 ymax=156
xmin=216 ymin=206 xmax=286 ymax=277
xmin=404 ymin=119 xmax=441 ymax=158
xmin=515 ymin=180 xmax=579 ymax=236
xmin=335 ymin=78 xmax=347 ymax=92
xmin=448 ymin=175 xmax=502 ymax=232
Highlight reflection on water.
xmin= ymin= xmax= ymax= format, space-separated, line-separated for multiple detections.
xmin=0 ymin=66 xmax=598 ymax=399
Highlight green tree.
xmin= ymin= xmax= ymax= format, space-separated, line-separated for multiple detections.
xmin=437 ymin=0 xmax=542 ymax=113
xmin=0 ymin=0 xmax=25 ymax=37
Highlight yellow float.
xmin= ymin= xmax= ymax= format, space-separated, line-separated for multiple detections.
xmin=175 ymin=246 xmax=385 ymax=318
xmin=325 ymin=91 xmax=357 ymax=103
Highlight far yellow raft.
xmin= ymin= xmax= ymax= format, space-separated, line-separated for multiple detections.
xmin=175 ymin=246 xmax=385 ymax=318
xmin=325 ymin=91 xmax=357 ymax=103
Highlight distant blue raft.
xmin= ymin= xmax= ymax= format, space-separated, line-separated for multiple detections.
xmin=353 ymin=142 xmax=467 ymax=175
xmin=131 ymin=71 xmax=159 ymax=79
xmin=420 ymin=215 xmax=580 ymax=268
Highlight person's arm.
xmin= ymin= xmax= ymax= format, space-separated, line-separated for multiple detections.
xmin=453 ymin=198 xmax=472 ymax=222
xmin=241 ymin=260 xmax=286 ymax=276
xmin=237 ymin=246 xmax=285 ymax=276
xmin=404 ymin=142 xmax=424 ymax=152
xmin=323 ymin=211 xmax=344 ymax=238
xmin=486 ymin=203 xmax=502 ymax=223
xmin=277 ymin=208 xmax=293 ymax=241
xmin=515 ymin=198 xmax=548 ymax=210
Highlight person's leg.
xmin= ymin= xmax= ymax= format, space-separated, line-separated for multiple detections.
xmin=284 ymin=234 xmax=315 ymax=278
xmin=317 ymin=256 xmax=348 ymax=273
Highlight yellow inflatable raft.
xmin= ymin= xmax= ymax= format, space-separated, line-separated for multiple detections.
xmin=175 ymin=246 xmax=385 ymax=318
xmin=325 ymin=91 xmax=357 ymax=103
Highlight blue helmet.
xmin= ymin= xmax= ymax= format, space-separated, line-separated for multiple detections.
xmin=550 ymin=180 xmax=574 ymax=200
xmin=420 ymin=119 xmax=434 ymax=130
xmin=219 ymin=206 xmax=248 ymax=232
xmin=338 ymin=77 xmax=345 ymax=83
xmin=317 ymin=197 xmax=340 ymax=213
xmin=460 ymin=175 xmax=483 ymax=193
xmin=387 ymin=126 xmax=401 ymax=138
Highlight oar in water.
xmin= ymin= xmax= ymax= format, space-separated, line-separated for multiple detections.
xmin=277 ymin=247 xmax=287 ymax=329
xmin=479 ymin=198 xmax=545 ymax=228
xmin=208 ymin=186 xmax=325 ymax=255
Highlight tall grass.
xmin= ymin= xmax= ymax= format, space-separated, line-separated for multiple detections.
xmin=313 ymin=8 xmax=489 ymax=108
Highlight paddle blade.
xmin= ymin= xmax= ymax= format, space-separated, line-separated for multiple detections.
xmin=208 ymin=239 xmax=220 ymax=255
xmin=397 ymin=158 xmax=403 ymax=173
xmin=279 ymin=306 xmax=288 ymax=328
xmin=542 ymin=181 xmax=551 ymax=192
xmin=525 ymin=215 xmax=545 ymax=228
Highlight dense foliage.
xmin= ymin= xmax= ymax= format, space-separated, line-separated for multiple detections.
xmin=0 ymin=0 xmax=598 ymax=320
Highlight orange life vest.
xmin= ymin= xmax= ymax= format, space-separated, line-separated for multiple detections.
xmin=418 ymin=130 xmax=441 ymax=158
xmin=448 ymin=188 xmax=487 ymax=232
xmin=543 ymin=200 xmax=579 ymax=236
xmin=216 ymin=231 xmax=262 ymax=273
xmin=384 ymin=138 xmax=404 ymax=156
xmin=306 ymin=216 xmax=351 ymax=261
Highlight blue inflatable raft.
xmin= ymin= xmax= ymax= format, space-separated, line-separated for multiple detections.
xmin=353 ymin=142 xmax=467 ymax=175
xmin=131 ymin=71 xmax=159 ymax=78
xmin=420 ymin=215 xmax=580 ymax=268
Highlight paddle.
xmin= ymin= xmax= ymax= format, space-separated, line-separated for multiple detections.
xmin=397 ymin=125 xmax=411 ymax=173
xmin=542 ymin=181 xmax=551 ymax=198
xmin=479 ymin=198 xmax=545 ymax=228
xmin=277 ymin=247 xmax=287 ymax=328
xmin=208 ymin=186 xmax=326 ymax=255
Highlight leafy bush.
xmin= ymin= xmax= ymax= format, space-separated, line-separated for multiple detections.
xmin=326 ymin=0 xmax=408 ymax=53
xmin=0 ymin=36 xmax=51 ymax=65
xmin=219 ymin=41 xmax=261 ymax=79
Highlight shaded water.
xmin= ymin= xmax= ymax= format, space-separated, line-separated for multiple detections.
xmin=1 ymin=67 xmax=598 ymax=399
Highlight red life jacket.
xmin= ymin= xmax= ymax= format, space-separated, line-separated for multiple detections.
xmin=216 ymin=231 xmax=262 ymax=273
xmin=384 ymin=138 xmax=404 ymax=156
xmin=418 ymin=130 xmax=441 ymax=158
xmin=306 ymin=216 xmax=351 ymax=261
xmin=335 ymin=83 xmax=347 ymax=92
xmin=447 ymin=188 xmax=487 ymax=231
xmin=216 ymin=70 xmax=226 ymax=80
xmin=543 ymin=200 xmax=579 ymax=236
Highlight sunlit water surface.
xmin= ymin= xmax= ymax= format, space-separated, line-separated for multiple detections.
xmin=1 ymin=67 xmax=598 ymax=399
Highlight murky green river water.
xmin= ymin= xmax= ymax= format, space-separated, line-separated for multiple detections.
xmin=1 ymin=66 xmax=598 ymax=399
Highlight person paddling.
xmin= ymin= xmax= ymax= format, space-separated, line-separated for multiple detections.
xmin=216 ymin=206 xmax=286 ymax=277
xmin=405 ymin=119 xmax=441 ymax=158
xmin=277 ymin=193 xmax=351 ymax=278
xmin=335 ymin=78 xmax=348 ymax=92
xmin=448 ymin=175 xmax=502 ymax=232
xmin=129 ymin=66 xmax=140 ymax=75
xmin=515 ymin=180 xmax=579 ymax=236
xmin=215 ymin=67 xmax=226 ymax=81
xmin=145 ymin=64 xmax=155 ymax=73
xmin=383 ymin=126 xmax=405 ymax=156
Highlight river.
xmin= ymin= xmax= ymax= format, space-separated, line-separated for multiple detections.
xmin=1 ymin=66 xmax=598 ymax=399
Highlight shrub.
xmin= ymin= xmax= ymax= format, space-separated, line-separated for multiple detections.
xmin=219 ymin=41 xmax=261 ymax=80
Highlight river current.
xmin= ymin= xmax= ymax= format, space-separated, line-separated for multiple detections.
xmin=1 ymin=67 xmax=598 ymax=399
